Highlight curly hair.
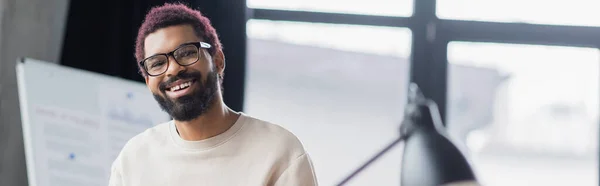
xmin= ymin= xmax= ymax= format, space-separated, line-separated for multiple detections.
xmin=135 ymin=3 xmax=222 ymax=76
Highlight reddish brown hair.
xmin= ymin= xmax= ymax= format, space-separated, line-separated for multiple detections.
xmin=135 ymin=3 xmax=222 ymax=75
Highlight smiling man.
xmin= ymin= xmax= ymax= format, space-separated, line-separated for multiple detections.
xmin=108 ymin=3 xmax=317 ymax=186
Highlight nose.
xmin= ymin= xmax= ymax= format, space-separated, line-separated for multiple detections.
xmin=164 ymin=56 xmax=185 ymax=77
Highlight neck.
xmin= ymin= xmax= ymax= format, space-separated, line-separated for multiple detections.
xmin=173 ymin=96 xmax=240 ymax=141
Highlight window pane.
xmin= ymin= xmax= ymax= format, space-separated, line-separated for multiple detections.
xmin=245 ymin=20 xmax=411 ymax=185
xmin=247 ymin=0 xmax=413 ymax=17
xmin=447 ymin=42 xmax=599 ymax=186
xmin=437 ymin=0 xmax=600 ymax=26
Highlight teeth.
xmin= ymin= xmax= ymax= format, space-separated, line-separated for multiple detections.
xmin=169 ymin=81 xmax=192 ymax=91
xmin=182 ymin=82 xmax=190 ymax=88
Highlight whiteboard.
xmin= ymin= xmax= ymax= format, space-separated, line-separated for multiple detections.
xmin=16 ymin=58 xmax=170 ymax=186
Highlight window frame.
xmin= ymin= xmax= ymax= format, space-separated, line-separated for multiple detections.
xmin=247 ymin=1 xmax=600 ymax=184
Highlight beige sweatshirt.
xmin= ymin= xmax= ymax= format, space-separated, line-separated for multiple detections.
xmin=108 ymin=113 xmax=318 ymax=186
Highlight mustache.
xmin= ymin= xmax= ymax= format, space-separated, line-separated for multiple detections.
xmin=159 ymin=71 xmax=202 ymax=91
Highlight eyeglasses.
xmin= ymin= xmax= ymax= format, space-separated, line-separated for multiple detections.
xmin=139 ymin=42 xmax=212 ymax=76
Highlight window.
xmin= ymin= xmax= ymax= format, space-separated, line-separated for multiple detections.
xmin=245 ymin=20 xmax=411 ymax=185
xmin=447 ymin=41 xmax=600 ymax=186
xmin=437 ymin=0 xmax=600 ymax=26
xmin=247 ymin=0 xmax=413 ymax=17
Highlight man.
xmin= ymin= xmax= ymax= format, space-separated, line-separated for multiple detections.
xmin=108 ymin=3 xmax=317 ymax=186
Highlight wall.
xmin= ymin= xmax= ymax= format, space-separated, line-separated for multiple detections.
xmin=0 ymin=0 xmax=69 ymax=185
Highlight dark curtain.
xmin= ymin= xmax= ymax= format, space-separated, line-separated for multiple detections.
xmin=60 ymin=0 xmax=247 ymax=111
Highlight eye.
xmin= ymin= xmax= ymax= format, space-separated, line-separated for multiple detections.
xmin=176 ymin=48 xmax=197 ymax=58
xmin=150 ymin=61 xmax=166 ymax=68
xmin=145 ymin=56 xmax=167 ymax=69
xmin=175 ymin=45 xmax=199 ymax=59
xmin=180 ymin=50 xmax=195 ymax=57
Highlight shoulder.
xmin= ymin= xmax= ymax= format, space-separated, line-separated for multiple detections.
xmin=114 ymin=121 xmax=171 ymax=161
xmin=110 ymin=121 xmax=170 ymax=176
xmin=237 ymin=114 xmax=317 ymax=185
xmin=126 ymin=121 xmax=171 ymax=148
xmin=110 ymin=121 xmax=171 ymax=182
xmin=239 ymin=114 xmax=307 ymax=157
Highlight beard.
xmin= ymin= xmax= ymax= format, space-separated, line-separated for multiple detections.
xmin=152 ymin=68 xmax=218 ymax=121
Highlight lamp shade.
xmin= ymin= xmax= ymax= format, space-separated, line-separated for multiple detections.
xmin=400 ymin=87 xmax=477 ymax=185
xmin=335 ymin=83 xmax=477 ymax=186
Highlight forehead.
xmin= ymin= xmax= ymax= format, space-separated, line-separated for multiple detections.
xmin=144 ymin=24 xmax=201 ymax=58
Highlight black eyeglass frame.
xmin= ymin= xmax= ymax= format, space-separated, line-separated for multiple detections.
xmin=139 ymin=41 xmax=212 ymax=76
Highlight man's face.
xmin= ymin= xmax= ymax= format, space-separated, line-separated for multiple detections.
xmin=143 ymin=24 xmax=220 ymax=121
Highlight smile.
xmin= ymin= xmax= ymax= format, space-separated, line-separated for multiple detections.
xmin=168 ymin=80 xmax=194 ymax=92
xmin=164 ymin=79 xmax=197 ymax=98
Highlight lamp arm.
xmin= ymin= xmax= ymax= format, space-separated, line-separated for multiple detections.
xmin=424 ymin=99 xmax=449 ymax=138
xmin=336 ymin=83 xmax=444 ymax=186
xmin=336 ymin=113 xmax=417 ymax=186
xmin=335 ymin=134 xmax=407 ymax=186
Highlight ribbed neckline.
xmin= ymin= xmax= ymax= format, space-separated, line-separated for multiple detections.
xmin=169 ymin=113 xmax=247 ymax=150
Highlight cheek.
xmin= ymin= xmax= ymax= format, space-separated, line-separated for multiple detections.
xmin=147 ymin=78 xmax=162 ymax=93
xmin=194 ymin=59 xmax=211 ymax=71
xmin=190 ymin=61 xmax=212 ymax=75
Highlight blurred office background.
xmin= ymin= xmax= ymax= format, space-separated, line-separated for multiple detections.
xmin=1 ymin=0 xmax=599 ymax=185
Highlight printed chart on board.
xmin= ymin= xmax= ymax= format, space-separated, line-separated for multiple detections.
xmin=17 ymin=58 xmax=169 ymax=186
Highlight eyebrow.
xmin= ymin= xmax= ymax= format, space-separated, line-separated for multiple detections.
xmin=169 ymin=41 xmax=200 ymax=53
xmin=176 ymin=41 xmax=200 ymax=48
xmin=146 ymin=41 xmax=200 ymax=58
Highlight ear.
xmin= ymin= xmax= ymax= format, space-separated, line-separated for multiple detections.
xmin=138 ymin=67 xmax=149 ymax=85
xmin=213 ymin=49 xmax=226 ymax=75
